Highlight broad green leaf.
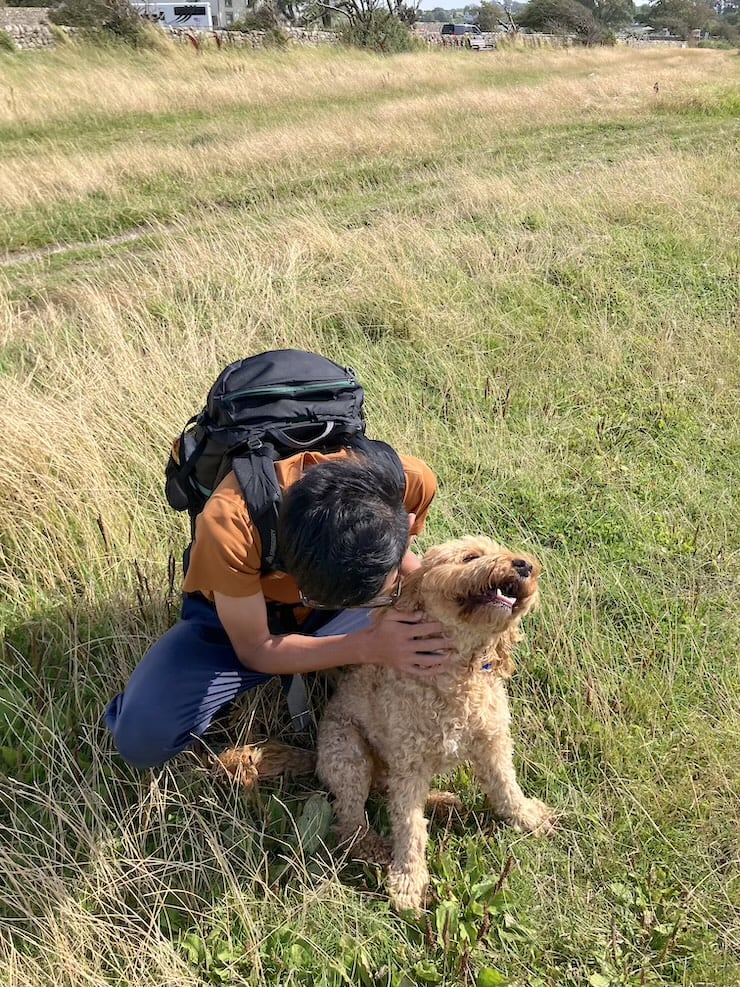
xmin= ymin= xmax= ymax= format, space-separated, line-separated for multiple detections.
xmin=459 ymin=919 xmax=479 ymax=945
xmin=649 ymin=922 xmax=676 ymax=950
xmin=288 ymin=943 xmax=311 ymax=967
xmin=413 ymin=960 xmax=443 ymax=983
xmin=467 ymin=900 xmax=485 ymax=919
xmin=296 ymin=794 xmax=333 ymax=854
xmin=608 ymin=882 xmax=632 ymax=904
xmin=477 ymin=968 xmax=509 ymax=987
xmin=435 ymin=900 xmax=460 ymax=941
xmin=179 ymin=932 xmax=206 ymax=965
xmin=470 ymin=878 xmax=499 ymax=901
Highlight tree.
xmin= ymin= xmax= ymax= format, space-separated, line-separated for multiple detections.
xmin=517 ymin=0 xmax=607 ymax=40
xmin=473 ymin=1 xmax=505 ymax=29
xmin=316 ymin=0 xmax=418 ymax=48
xmin=581 ymin=0 xmax=635 ymax=25
xmin=388 ymin=0 xmax=419 ymax=24
xmin=418 ymin=6 xmax=453 ymax=20
xmin=643 ymin=0 xmax=715 ymax=35
xmin=276 ymin=0 xmax=305 ymax=24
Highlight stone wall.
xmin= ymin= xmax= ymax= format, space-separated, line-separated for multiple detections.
xmin=0 ymin=6 xmax=50 ymax=28
xmin=166 ymin=26 xmax=338 ymax=48
xmin=0 ymin=8 xmax=55 ymax=50
xmin=0 ymin=6 xmax=54 ymax=50
xmin=625 ymin=37 xmax=687 ymax=47
xmin=421 ymin=31 xmax=576 ymax=49
xmin=1 ymin=23 xmax=56 ymax=50
xmin=0 ymin=12 xmax=338 ymax=52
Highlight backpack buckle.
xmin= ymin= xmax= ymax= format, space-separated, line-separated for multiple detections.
xmin=247 ymin=437 xmax=263 ymax=451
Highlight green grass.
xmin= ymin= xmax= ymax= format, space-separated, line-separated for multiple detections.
xmin=0 ymin=40 xmax=738 ymax=987
xmin=0 ymin=112 xmax=735 ymax=254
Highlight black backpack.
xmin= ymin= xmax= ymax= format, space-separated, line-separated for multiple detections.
xmin=165 ymin=349 xmax=404 ymax=574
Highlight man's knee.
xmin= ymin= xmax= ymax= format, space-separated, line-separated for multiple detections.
xmin=104 ymin=697 xmax=188 ymax=770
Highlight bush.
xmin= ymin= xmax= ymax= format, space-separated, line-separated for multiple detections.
xmin=49 ymin=0 xmax=153 ymax=48
xmin=0 ymin=28 xmax=16 ymax=52
xmin=696 ymin=37 xmax=736 ymax=47
xmin=230 ymin=5 xmax=288 ymax=45
xmin=517 ymin=0 xmax=609 ymax=44
xmin=338 ymin=10 xmax=416 ymax=52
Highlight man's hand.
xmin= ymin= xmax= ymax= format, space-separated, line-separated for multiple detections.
xmin=358 ymin=609 xmax=456 ymax=677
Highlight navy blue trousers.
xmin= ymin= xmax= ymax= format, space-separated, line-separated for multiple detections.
xmin=103 ymin=593 xmax=370 ymax=769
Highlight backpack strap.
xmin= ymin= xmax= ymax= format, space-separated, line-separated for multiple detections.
xmin=175 ymin=415 xmax=208 ymax=484
xmin=232 ymin=443 xmax=284 ymax=574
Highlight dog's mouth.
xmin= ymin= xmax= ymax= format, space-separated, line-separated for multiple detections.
xmin=461 ymin=578 xmax=523 ymax=614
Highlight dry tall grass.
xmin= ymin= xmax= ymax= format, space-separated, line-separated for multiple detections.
xmin=0 ymin=44 xmax=714 ymax=128
xmin=0 ymin=47 xmax=735 ymax=213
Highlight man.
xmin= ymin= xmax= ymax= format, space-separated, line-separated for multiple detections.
xmin=104 ymin=450 xmax=453 ymax=768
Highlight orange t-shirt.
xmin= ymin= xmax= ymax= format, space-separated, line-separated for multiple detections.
xmin=183 ymin=450 xmax=436 ymax=604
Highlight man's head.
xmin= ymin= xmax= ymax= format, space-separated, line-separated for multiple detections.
xmin=278 ymin=455 xmax=409 ymax=609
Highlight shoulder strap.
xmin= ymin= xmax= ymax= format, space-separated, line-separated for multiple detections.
xmin=232 ymin=444 xmax=284 ymax=574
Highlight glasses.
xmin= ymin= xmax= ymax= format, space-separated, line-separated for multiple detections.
xmin=299 ymin=570 xmax=403 ymax=611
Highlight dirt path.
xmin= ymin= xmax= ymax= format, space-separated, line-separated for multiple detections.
xmin=0 ymin=226 xmax=166 ymax=269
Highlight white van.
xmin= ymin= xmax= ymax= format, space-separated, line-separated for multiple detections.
xmin=132 ymin=3 xmax=214 ymax=30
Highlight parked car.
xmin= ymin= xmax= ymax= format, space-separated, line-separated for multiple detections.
xmin=440 ymin=23 xmax=491 ymax=49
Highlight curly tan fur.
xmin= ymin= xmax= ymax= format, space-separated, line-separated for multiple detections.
xmin=316 ymin=536 xmax=556 ymax=913
xmin=214 ymin=742 xmax=317 ymax=790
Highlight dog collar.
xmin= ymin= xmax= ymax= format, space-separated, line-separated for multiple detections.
xmin=481 ymin=661 xmax=493 ymax=673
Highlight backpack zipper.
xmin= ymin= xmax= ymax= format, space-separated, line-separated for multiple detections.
xmin=218 ymin=379 xmax=358 ymax=402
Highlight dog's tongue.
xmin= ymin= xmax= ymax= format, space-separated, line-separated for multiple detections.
xmin=495 ymin=590 xmax=516 ymax=609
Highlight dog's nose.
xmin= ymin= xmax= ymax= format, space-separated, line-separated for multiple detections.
xmin=512 ymin=559 xmax=533 ymax=578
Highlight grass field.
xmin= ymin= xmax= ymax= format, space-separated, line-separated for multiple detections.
xmin=0 ymin=38 xmax=739 ymax=987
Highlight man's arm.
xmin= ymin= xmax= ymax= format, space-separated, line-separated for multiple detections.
xmin=214 ymin=589 xmax=453 ymax=678
xmin=400 ymin=547 xmax=421 ymax=576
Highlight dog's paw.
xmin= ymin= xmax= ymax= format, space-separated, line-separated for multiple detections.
xmin=507 ymin=798 xmax=557 ymax=836
xmin=348 ymin=832 xmax=393 ymax=867
xmin=387 ymin=869 xmax=427 ymax=916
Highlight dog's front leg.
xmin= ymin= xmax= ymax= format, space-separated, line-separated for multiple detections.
xmin=317 ymin=712 xmax=392 ymax=865
xmin=386 ymin=765 xmax=435 ymax=914
xmin=471 ymin=726 xmax=556 ymax=836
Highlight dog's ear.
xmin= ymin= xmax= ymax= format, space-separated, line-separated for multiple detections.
xmin=397 ymin=566 xmax=426 ymax=611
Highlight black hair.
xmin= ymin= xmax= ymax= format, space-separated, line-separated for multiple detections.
xmin=277 ymin=455 xmax=409 ymax=608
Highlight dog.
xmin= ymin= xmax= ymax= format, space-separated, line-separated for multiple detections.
xmin=316 ymin=535 xmax=556 ymax=913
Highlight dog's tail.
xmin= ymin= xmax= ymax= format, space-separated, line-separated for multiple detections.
xmin=212 ymin=742 xmax=317 ymax=791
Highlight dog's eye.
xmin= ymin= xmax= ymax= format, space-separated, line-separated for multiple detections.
xmin=462 ymin=553 xmax=481 ymax=563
